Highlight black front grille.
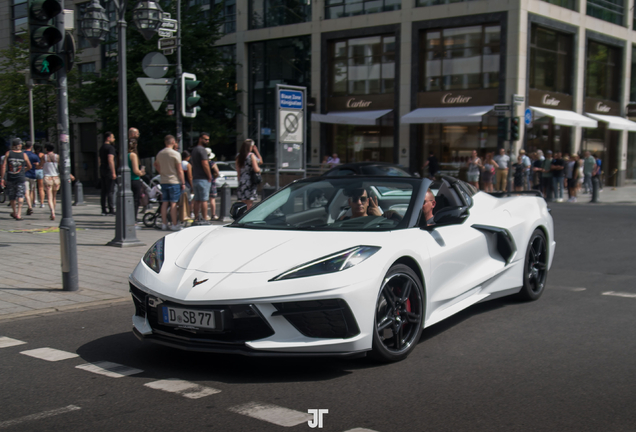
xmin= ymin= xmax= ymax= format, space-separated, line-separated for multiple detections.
xmin=130 ymin=283 xmax=274 ymax=344
xmin=272 ymin=299 xmax=360 ymax=339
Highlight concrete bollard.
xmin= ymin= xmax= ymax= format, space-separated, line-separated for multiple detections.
xmin=219 ymin=184 xmax=232 ymax=222
xmin=73 ymin=180 xmax=85 ymax=206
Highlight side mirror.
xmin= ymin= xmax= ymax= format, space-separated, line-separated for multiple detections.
xmin=432 ymin=206 xmax=469 ymax=226
xmin=230 ymin=202 xmax=248 ymax=220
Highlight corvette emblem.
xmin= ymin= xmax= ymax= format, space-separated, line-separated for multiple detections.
xmin=192 ymin=278 xmax=208 ymax=287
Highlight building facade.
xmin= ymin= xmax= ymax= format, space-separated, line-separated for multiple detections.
xmin=218 ymin=0 xmax=636 ymax=185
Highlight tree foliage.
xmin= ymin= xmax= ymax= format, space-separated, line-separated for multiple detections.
xmin=79 ymin=1 xmax=239 ymax=159
xmin=0 ymin=39 xmax=84 ymax=147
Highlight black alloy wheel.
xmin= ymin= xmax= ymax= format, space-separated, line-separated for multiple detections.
xmin=517 ymin=228 xmax=548 ymax=301
xmin=371 ymin=264 xmax=425 ymax=362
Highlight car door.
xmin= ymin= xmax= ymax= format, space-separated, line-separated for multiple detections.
xmin=421 ymin=181 xmax=498 ymax=323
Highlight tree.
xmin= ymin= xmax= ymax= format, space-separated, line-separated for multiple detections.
xmin=0 ymin=39 xmax=85 ymax=147
xmin=79 ymin=1 xmax=239 ymax=159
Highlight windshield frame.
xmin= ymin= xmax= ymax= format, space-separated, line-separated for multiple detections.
xmin=229 ymin=176 xmax=432 ymax=232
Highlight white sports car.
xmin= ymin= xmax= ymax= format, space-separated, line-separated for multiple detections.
xmin=129 ymin=176 xmax=555 ymax=362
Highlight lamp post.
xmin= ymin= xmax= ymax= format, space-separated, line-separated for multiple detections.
xmin=81 ymin=0 xmax=160 ymax=247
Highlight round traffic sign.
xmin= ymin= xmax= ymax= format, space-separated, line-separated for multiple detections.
xmin=142 ymin=52 xmax=169 ymax=79
xmin=284 ymin=113 xmax=299 ymax=133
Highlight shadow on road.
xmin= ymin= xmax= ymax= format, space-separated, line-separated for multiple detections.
xmin=74 ymin=296 xmax=521 ymax=384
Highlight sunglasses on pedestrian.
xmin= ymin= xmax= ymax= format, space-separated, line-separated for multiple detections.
xmin=351 ymin=196 xmax=368 ymax=203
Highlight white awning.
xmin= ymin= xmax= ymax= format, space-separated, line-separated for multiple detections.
xmin=400 ymin=106 xmax=493 ymax=124
xmin=585 ymin=113 xmax=636 ymax=132
xmin=311 ymin=110 xmax=392 ymax=125
xmin=530 ymin=106 xmax=597 ymax=128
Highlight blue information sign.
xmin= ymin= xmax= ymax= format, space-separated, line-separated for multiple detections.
xmin=525 ymin=108 xmax=532 ymax=125
xmin=280 ymin=90 xmax=304 ymax=109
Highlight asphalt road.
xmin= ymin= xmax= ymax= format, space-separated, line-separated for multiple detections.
xmin=1 ymin=204 xmax=635 ymax=432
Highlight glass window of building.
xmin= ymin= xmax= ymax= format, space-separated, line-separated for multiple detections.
xmin=249 ymin=37 xmax=311 ymax=162
xmin=529 ymin=26 xmax=573 ymax=94
xmin=78 ymin=62 xmax=97 ymax=84
xmin=630 ymin=45 xmax=636 ymax=102
xmin=420 ymin=25 xmax=500 ymax=92
xmin=13 ymin=0 xmax=28 ymax=43
xmin=250 ymin=0 xmax=311 ymax=29
xmin=325 ymin=0 xmax=400 ymax=20
xmin=538 ymin=0 xmax=575 ymax=10
xmin=329 ymin=35 xmax=396 ymax=97
xmin=587 ymin=0 xmax=624 ymax=26
xmin=189 ymin=0 xmax=236 ymax=33
xmin=586 ymin=41 xmax=621 ymax=101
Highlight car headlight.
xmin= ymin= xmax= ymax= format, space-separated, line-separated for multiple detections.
xmin=270 ymin=246 xmax=380 ymax=281
xmin=143 ymin=238 xmax=165 ymax=274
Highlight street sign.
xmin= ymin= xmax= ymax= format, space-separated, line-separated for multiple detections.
xmin=280 ymin=90 xmax=304 ymax=109
xmin=162 ymin=48 xmax=174 ymax=56
xmin=525 ymin=108 xmax=533 ymax=125
xmin=142 ymin=52 xmax=168 ymax=79
xmin=513 ymin=94 xmax=525 ymax=104
xmin=158 ymin=37 xmax=176 ymax=50
xmin=279 ymin=110 xmax=303 ymax=143
xmin=158 ymin=29 xmax=174 ymax=38
xmin=493 ymin=104 xmax=511 ymax=116
xmin=160 ymin=18 xmax=178 ymax=31
xmin=137 ymin=77 xmax=174 ymax=111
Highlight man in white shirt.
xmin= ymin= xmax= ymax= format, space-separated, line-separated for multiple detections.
xmin=520 ymin=149 xmax=531 ymax=190
xmin=493 ymin=148 xmax=510 ymax=192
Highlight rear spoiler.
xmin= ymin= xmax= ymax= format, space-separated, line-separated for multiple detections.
xmin=487 ymin=190 xmax=544 ymax=198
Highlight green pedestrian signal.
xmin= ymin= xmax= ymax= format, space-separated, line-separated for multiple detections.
xmin=28 ymin=0 xmax=65 ymax=83
xmin=181 ymin=72 xmax=203 ymax=118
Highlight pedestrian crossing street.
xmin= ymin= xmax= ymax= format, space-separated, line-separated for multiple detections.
xmin=0 ymin=335 xmax=379 ymax=431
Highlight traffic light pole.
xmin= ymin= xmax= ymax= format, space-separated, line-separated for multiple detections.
xmin=55 ymin=2 xmax=78 ymax=291
xmin=107 ymin=0 xmax=143 ymax=248
xmin=175 ymin=0 xmax=183 ymax=146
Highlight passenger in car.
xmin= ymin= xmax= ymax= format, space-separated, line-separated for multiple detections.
xmin=422 ymin=189 xmax=436 ymax=226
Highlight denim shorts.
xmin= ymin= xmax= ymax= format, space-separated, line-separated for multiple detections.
xmin=192 ymin=179 xmax=211 ymax=201
xmin=161 ymin=184 xmax=181 ymax=203
xmin=35 ymin=169 xmax=44 ymax=180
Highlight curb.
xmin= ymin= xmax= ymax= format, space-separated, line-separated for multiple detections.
xmin=0 ymin=297 xmax=130 ymax=323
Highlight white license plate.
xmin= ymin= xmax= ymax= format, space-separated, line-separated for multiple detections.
xmin=161 ymin=306 xmax=215 ymax=329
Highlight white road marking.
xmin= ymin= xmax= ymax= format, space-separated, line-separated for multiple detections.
xmin=144 ymin=379 xmax=221 ymax=399
xmin=602 ymin=291 xmax=636 ymax=298
xmin=20 ymin=348 xmax=78 ymax=362
xmin=0 ymin=337 xmax=26 ymax=348
xmin=75 ymin=361 xmax=143 ymax=378
xmin=343 ymin=429 xmax=380 ymax=432
xmin=228 ymin=402 xmax=313 ymax=427
xmin=0 ymin=405 xmax=80 ymax=429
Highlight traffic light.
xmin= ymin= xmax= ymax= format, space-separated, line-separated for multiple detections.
xmin=29 ymin=0 xmax=65 ymax=83
xmin=497 ymin=117 xmax=509 ymax=142
xmin=181 ymin=72 xmax=203 ymax=118
xmin=510 ymin=117 xmax=521 ymax=141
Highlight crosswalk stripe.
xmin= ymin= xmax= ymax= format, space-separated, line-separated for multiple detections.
xmin=20 ymin=348 xmax=78 ymax=362
xmin=0 ymin=337 xmax=27 ymax=348
xmin=343 ymin=429 xmax=381 ymax=432
xmin=602 ymin=291 xmax=636 ymax=298
xmin=0 ymin=405 xmax=81 ymax=429
xmin=144 ymin=379 xmax=221 ymax=399
xmin=228 ymin=402 xmax=313 ymax=427
xmin=75 ymin=361 xmax=143 ymax=378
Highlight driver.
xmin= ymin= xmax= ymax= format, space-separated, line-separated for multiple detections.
xmin=341 ymin=187 xmax=382 ymax=219
xmin=422 ymin=189 xmax=436 ymax=226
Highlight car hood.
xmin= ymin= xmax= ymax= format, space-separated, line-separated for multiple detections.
xmin=173 ymin=226 xmax=383 ymax=274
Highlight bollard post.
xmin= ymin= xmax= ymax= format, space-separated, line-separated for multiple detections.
xmin=219 ymin=184 xmax=232 ymax=222
xmin=73 ymin=180 xmax=85 ymax=206
xmin=590 ymin=176 xmax=600 ymax=203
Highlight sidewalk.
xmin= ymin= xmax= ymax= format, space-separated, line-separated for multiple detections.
xmin=0 ymin=192 xmax=226 ymax=321
xmin=1 ymin=184 xmax=635 ymax=322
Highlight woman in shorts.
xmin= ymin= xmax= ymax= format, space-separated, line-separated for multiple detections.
xmin=42 ymin=143 xmax=61 ymax=220
xmin=466 ymin=150 xmax=483 ymax=190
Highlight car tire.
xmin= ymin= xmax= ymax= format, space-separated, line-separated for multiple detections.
xmin=142 ymin=212 xmax=156 ymax=228
xmin=370 ymin=264 xmax=425 ymax=362
xmin=516 ymin=228 xmax=548 ymax=301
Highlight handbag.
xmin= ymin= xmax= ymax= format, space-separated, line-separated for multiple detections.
xmin=251 ymin=169 xmax=262 ymax=185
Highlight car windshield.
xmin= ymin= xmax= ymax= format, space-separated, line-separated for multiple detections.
xmin=216 ymin=162 xmax=236 ymax=172
xmin=359 ymin=165 xmax=411 ymax=177
xmin=231 ymin=177 xmax=425 ymax=231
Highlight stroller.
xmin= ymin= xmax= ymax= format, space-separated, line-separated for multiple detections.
xmin=142 ymin=187 xmax=191 ymax=229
